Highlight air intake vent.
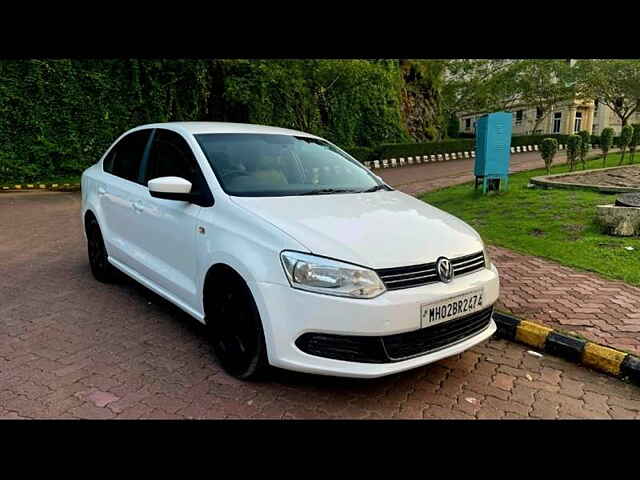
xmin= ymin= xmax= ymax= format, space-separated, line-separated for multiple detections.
xmin=295 ymin=306 xmax=493 ymax=364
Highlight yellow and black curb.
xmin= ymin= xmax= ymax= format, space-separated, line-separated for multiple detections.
xmin=493 ymin=311 xmax=640 ymax=386
xmin=0 ymin=183 xmax=81 ymax=192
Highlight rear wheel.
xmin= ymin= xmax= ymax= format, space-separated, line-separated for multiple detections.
xmin=206 ymin=273 xmax=269 ymax=380
xmin=87 ymin=217 xmax=118 ymax=283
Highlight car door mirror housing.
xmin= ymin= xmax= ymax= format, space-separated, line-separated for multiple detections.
xmin=148 ymin=176 xmax=194 ymax=201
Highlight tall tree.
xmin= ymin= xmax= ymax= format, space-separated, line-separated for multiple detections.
xmin=575 ymin=59 xmax=640 ymax=127
xmin=618 ymin=124 xmax=633 ymax=165
xmin=513 ymin=60 xmax=576 ymax=134
xmin=398 ymin=59 xmax=447 ymax=141
xmin=441 ymin=59 xmax=521 ymax=118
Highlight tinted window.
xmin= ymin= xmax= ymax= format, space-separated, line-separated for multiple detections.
xmin=144 ymin=129 xmax=199 ymax=185
xmin=194 ymin=134 xmax=381 ymax=197
xmin=103 ymin=130 xmax=150 ymax=183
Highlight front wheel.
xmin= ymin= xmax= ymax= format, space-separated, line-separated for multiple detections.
xmin=206 ymin=275 xmax=269 ymax=380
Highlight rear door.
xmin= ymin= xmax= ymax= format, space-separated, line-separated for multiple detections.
xmin=135 ymin=128 xmax=211 ymax=308
xmin=99 ymin=129 xmax=153 ymax=269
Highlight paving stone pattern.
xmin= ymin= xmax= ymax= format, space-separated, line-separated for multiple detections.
xmin=1 ymin=186 xmax=639 ymax=419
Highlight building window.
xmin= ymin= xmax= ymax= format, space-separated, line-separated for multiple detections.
xmin=594 ymin=99 xmax=599 ymax=114
xmin=536 ymin=107 xmax=543 ymax=120
xmin=574 ymin=111 xmax=582 ymax=133
xmin=515 ymin=110 xmax=523 ymax=125
xmin=553 ymin=112 xmax=562 ymax=133
xmin=465 ymin=118 xmax=471 ymax=130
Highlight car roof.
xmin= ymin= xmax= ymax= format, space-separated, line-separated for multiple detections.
xmin=133 ymin=121 xmax=320 ymax=138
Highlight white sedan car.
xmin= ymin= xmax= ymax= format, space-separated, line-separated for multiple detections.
xmin=81 ymin=122 xmax=499 ymax=379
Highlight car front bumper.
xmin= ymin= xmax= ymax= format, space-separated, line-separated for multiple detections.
xmin=252 ymin=264 xmax=500 ymax=378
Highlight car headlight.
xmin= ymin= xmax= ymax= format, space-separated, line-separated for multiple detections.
xmin=280 ymin=251 xmax=386 ymax=299
xmin=483 ymin=245 xmax=492 ymax=269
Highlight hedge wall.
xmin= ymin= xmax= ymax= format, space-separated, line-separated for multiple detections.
xmin=0 ymin=59 xmax=411 ymax=184
xmin=510 ymin=134 xmax=570 ymax=148
xmin=346 ymin=134 xmax=595 ymax=163
xmin=372 ymin=139 xmax=475 ymax=161
xmin=344 ymin=146 xmax=376 ymax=162
xmin=0 ymin=60 xmax=214 ymax=184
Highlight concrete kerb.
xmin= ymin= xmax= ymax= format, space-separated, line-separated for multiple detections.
xmin=493 ymin=311 xmax=640 ymax=386
xmin=367 ymin=145 xmax=537 ymax=171
xmin=530 ymin=164 xmax=640 ymax=193
xmin=0 ymin=183 xmax=81 ymax=193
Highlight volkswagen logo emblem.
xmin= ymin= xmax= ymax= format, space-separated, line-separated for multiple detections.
xmin=436 ymin=257 xmax=454 ymax=283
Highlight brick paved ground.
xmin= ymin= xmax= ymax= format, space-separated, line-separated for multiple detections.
xmin=379 ymin=148 xmax=640 ymax=356
xmin=1 ymin=191 xmax=639 ymax=419
xmin=490 ymin=247 xmax=640 ymax=354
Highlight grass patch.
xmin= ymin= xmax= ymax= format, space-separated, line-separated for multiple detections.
xmin=421 ymin=153 xmax=640 ymax=286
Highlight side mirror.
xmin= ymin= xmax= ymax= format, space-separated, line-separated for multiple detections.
xmin=148 ymin=176 xmax=194 ymax=202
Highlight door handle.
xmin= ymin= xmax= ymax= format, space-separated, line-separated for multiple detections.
xmin=132 ymin=200 xmax=144 ymax=213
xmin=97 ymin=187 xmax=106 ymax=196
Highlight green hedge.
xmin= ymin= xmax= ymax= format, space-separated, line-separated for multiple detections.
xmin=372 ymin=139 xmax=475 ymax=160
xmin=510 ymin=134 xmax=570 ymax=147
xmin=0 ymin=60 xmax=410 ymax=184
xmin=348 ymin=134 xmax=597 ymax=163
xmin=344 ymin=146 xmax=376 ymax=162
xmin=590 ymin=134 xmax=624 ymax=147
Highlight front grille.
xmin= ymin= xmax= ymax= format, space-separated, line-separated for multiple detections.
xmin=295 ymin=306 xmax=493 ymax=364
xmin=383 ymin=306 xmax=493 ymax=360
xmin=376 ymin=251 xmax=485 ymax=291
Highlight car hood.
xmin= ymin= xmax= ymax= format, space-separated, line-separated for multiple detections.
xmin=230 ymin=190 xmax=484 ymax=269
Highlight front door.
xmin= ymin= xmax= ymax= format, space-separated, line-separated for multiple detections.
xmin=135 ymin=128 xmax=209 ymax=309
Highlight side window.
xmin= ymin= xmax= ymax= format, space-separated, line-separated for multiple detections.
xmin=103 ymin=130 xmax=151 ymax=184
xmin=144 ymin=129 xmax=199 ymax=189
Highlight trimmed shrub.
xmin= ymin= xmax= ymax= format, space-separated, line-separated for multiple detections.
xmin=601 ymin=128 xmax=614 ymax=168
xmin=630 ymin=124 xmax=640 ymax=163
xmin=540 ymin=138 xmax=558 ymax=174
xmin=590 ymin=134 xmax=626 ymax=148
xmin=446 ymin=114 xmax=460 ymax=138
xmin=566 ymin=135 xmax=582 ymax=171
xmin=619 ymin=125 xmax=633 ymax=165
xmin=578 ymin=130 xmax=591 ymax=169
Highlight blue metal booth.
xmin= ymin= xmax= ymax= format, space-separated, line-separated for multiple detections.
xmin=474 ymin=112 xmax=512 ymax=193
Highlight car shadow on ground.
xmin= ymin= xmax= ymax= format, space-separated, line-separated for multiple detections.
xmin=109 ymin=270 xmax=430 ymax=392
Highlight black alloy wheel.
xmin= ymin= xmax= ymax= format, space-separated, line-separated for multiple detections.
xmin=206 ymin=275 xmax=268 ymax=380
xmin=87 ymin=218 xmax=118 ymax=283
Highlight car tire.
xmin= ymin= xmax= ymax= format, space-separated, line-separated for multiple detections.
xmin=206 ymin=274 xmax=269 ymax=381
xmin=87 ymin=217 xmax=119 ymax=283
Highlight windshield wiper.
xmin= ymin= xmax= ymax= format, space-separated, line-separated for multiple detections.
xmin=299 ymin=188 xmax=363 ymax=196
xmin=361 ymin=184 xmax=389 ymax=193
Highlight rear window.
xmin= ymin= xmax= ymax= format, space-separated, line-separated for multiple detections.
xmin=103 ymin=130 xmax=151 ymax=183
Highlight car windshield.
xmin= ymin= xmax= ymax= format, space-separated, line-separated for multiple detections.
xmin=194 ymin=133 xmax=385 ymax=197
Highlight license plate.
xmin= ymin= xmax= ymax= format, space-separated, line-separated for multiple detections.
xmin=420 ymin=289 xmax=484 ymax=328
